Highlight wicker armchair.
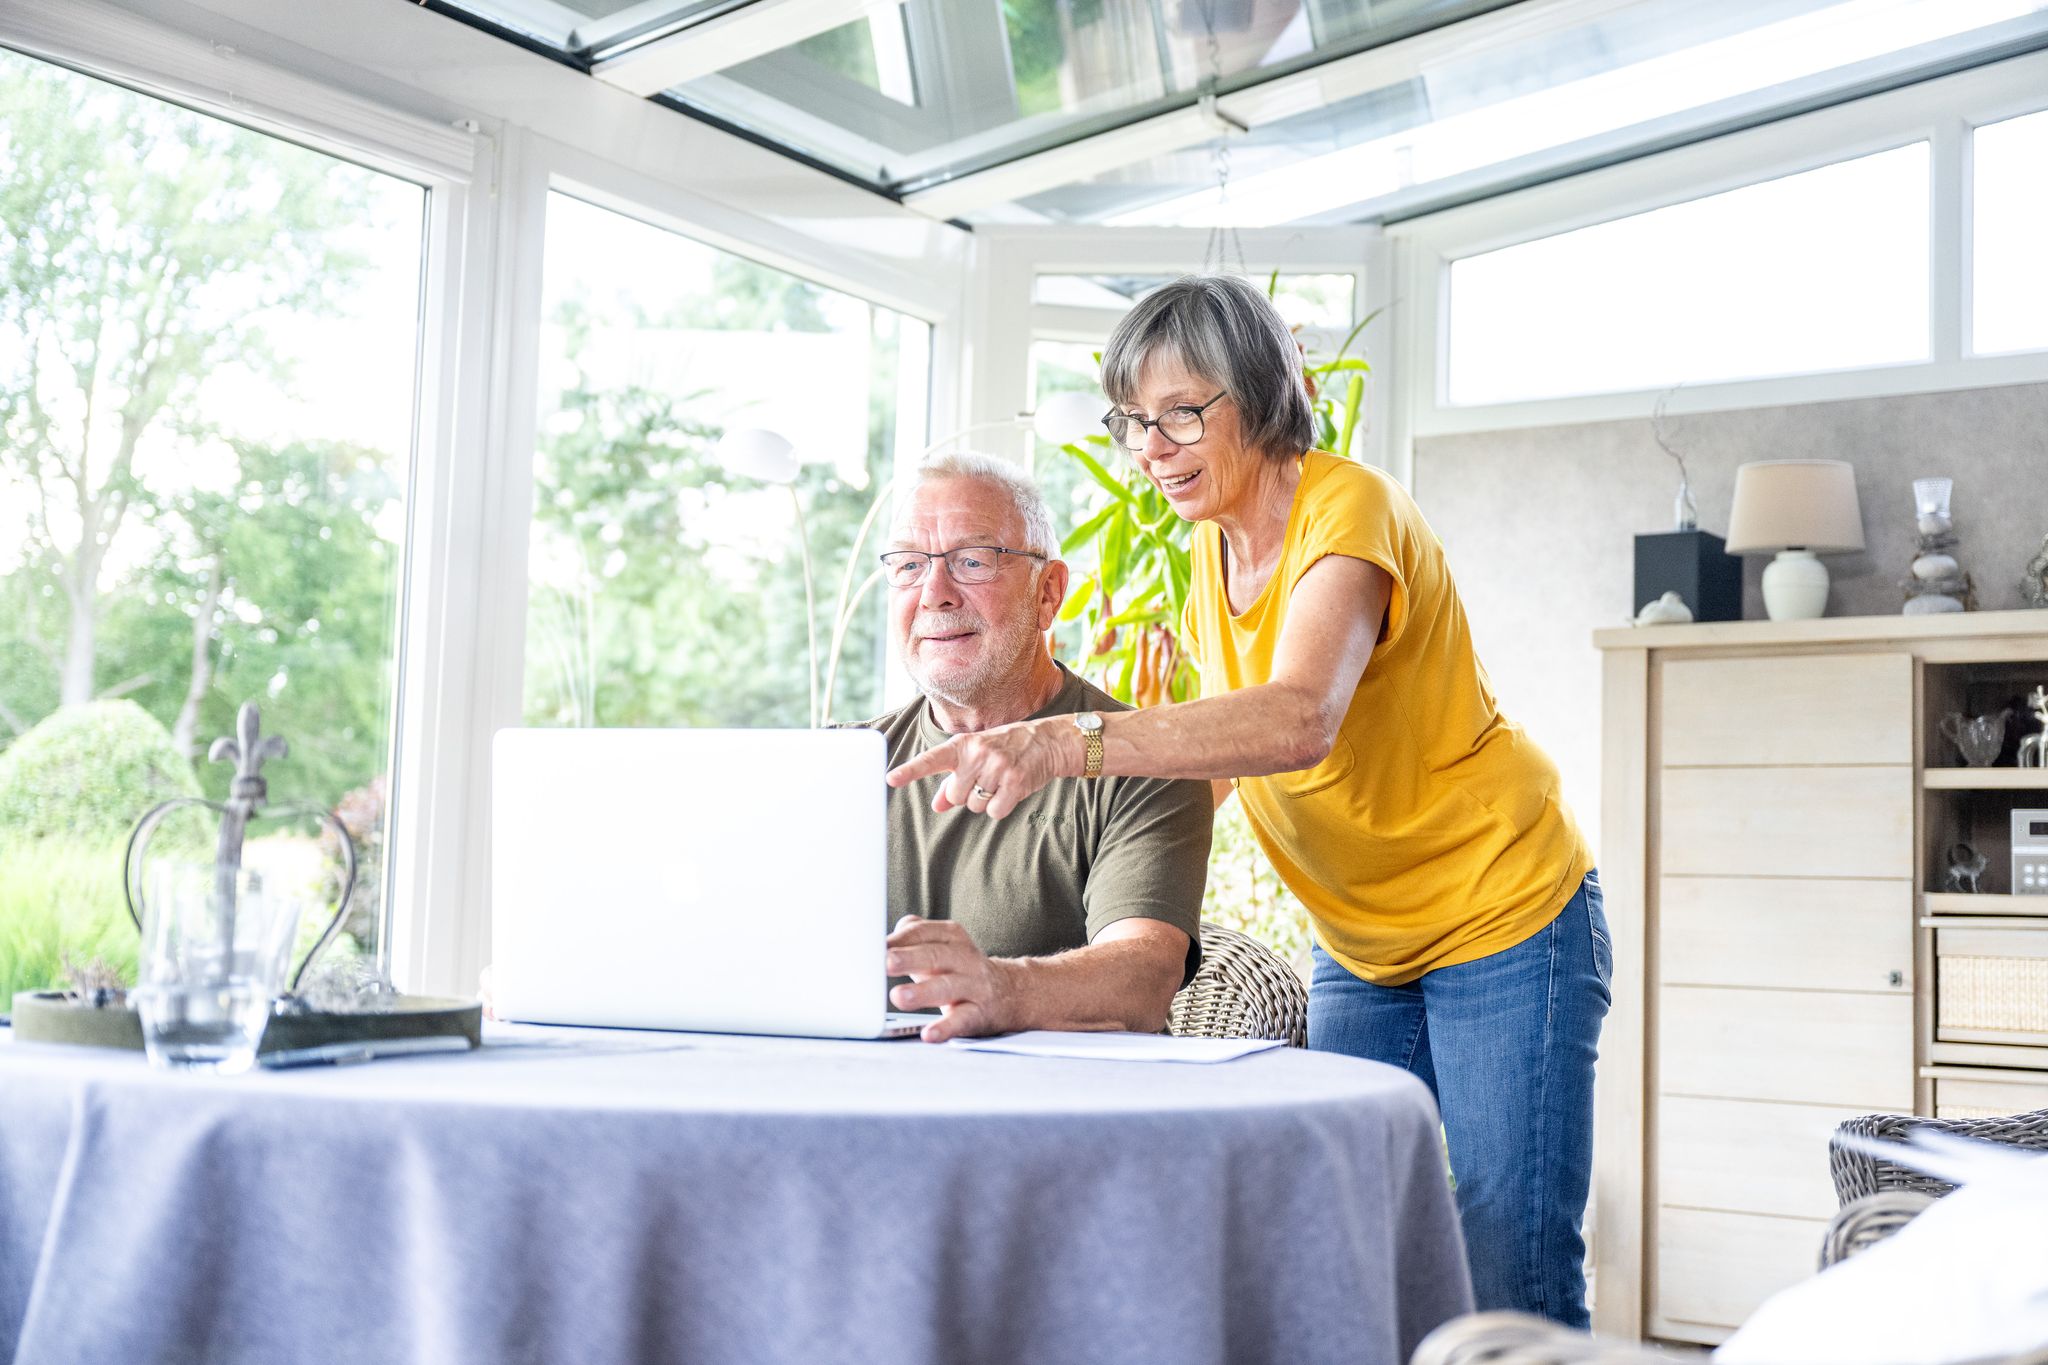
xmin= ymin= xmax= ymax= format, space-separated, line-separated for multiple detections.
xmin=1828 ymin=1107 xmax=2048 ymax=1204
xmin=1411 ymin=1312 xmax=1700 ymax=1364
xmin=1416 ymin=1109 xmax=2048 ymax=1364
xmin=1411 ymin=1312 xmax=2048 ymax=1365
xmin=1819 ymin=1189 xmax=1937 ymax=1269
xmin=1167 ymin=922 xmax=1307 ymax=1047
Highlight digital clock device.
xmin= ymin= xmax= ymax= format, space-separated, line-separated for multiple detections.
xmin=2015 ymin=808 xmax=2048 ymax=894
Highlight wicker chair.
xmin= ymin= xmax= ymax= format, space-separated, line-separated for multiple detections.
xmin=1410 ymin=1312 xmax=1700 ymax=1364
xmin=1819 ymin=1189 xmax=1937 ymax=1269
xmin=1411 ymin=1312 xmax=2048 ymax=1365
xmin=1413 ymin=1108 xmax=2048 ymax=1364
xmin=1828 ymin=1106 xmax=2048 ymax=1204
xmin=1166 ymin=922 xmax=1307 ymax=1047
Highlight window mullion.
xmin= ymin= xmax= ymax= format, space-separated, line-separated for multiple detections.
xmin=1931 ymin=114 xmax=1968 ymax=365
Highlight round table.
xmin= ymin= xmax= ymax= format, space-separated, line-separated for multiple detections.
xmin=0 ymin=1023 xmax=1472 ymax=1365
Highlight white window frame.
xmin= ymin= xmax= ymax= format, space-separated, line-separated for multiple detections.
xmin=5 ymin=0 xmax=970 ymax=999
xmin=1385 ymin=49 xmax=2048 ymax=461
xmin=964 ymin=225 xmax=1389 ymax=472
xmin=0 ymin=0 xmax=494 ymax=1000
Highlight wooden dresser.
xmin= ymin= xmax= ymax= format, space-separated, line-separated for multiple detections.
xmin=1592 ymin=610 xmax=2048 ymax=1345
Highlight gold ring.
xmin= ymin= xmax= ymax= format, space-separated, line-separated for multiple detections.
xmin=971 ymin=785 xmax=995 ymax=801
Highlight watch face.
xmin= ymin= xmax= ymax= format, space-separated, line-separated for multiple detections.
xmin=1075 ymin=711 xmax=1103 ymax=732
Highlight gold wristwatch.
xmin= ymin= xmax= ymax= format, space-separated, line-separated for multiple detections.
xmin=1073 ymin=711 xmax=1104 ymax=780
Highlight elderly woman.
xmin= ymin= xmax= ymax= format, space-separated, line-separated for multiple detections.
xmin=887 ymin=273 xmax=1609 ymax=1327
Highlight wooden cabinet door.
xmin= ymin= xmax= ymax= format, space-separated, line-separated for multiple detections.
xmin=1650 ymin=652 xmax=1914 ymax=1340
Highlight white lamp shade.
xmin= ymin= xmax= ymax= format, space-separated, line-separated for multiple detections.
xmin=1030 ymin=391 xmax=1104 ymax=447
xmin=1723 ymin=459 xmax=1865 ymax=554
xmin=714 ymin=427 xmax=800 ymax=485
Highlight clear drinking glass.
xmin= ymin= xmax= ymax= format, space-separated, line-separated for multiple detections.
xmin=134 ymin=863 xmax=308 ymax=1073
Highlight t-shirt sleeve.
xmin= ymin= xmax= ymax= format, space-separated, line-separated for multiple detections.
xmin=1290 ymin=464 xmax=1411 ymax=653
xmin=1082 ymin=771 xmax=1213 ymax=986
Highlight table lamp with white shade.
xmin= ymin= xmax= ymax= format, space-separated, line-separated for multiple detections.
xmin=1723 ymin=458 xmax=1866 ymax=621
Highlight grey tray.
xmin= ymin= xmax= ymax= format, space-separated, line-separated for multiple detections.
xmin=8 ymin=991 xmax=482 ymax=1055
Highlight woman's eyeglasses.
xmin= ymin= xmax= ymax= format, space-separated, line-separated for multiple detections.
xmin=1101 ymin=391 xmax=1227 ymax=451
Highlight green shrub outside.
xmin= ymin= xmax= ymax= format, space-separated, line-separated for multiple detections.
xmin=0 ymin=701 xmax=202 ymax=844
xmin=0 ymin=839 xmax=136 ymax=1001
xmin=0 ymin=703 xmax=209 ymax=1003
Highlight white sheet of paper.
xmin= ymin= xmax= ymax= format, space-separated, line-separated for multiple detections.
xmin=949 ymin=1031 xmax=1287 ymax=1063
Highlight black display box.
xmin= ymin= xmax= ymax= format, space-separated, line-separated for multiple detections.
xmin=1633 ymin=529 xmax=1742 ymax=622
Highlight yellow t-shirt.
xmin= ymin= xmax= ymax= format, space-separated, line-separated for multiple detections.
xmin=1183 ymin=451 xmax=1589 ymax=986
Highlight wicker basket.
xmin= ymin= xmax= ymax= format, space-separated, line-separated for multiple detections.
xmin=1936 ymin=928 xmax=2048 ymax=1043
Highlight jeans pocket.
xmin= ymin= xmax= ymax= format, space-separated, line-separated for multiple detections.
xmin=1583 ymin=874 xmax=1613 ymax=1000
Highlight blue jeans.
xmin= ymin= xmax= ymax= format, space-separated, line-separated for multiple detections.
xmin=1309 ymin=871 xmax=1611 ymax=1328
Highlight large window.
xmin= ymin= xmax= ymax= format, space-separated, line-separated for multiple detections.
xmin=1973 ymin=108 xmax=2048 ymax=357
xmin=1444 ymin=144 xmax=1931 ymax=405
xmin=524 ymin=192 xmax=928 ymax=731
xmin=0 ymin=49 xmax=423 ymax=1000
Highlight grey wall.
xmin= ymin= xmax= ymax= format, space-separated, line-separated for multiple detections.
xmin=1411 ymin=382 xmax=2048 ymax=855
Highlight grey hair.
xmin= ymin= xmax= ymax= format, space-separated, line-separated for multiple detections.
xmin=905 ymin=451 xmax=1058 ymax=559
xmin=1100 ymin=273 xmax=1315 ymax=461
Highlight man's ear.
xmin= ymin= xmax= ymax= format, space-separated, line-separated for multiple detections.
xmin=1036 ymin=558 xmax=1070 ymax=632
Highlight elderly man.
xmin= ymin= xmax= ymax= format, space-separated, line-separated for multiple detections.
xmin=865 ymin=452 xmax=1212 ymax=1042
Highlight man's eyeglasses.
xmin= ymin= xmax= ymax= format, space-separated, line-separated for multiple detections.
xmin=879 ymin=545 xmax=1046 ymax=588
xmin=1101 ymin=391 xmax=1227 ymax=451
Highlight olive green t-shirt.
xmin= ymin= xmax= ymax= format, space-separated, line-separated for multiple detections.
xmin=856 ymin=666 xmax=1213 ymax=985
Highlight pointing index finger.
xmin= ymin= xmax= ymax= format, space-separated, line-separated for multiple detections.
xmin=886 ymin=739 xmax=959 ymax=789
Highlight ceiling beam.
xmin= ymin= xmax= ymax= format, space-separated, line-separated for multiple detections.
xmin=902 ymin=99 xmax=1243 ymax=222
xmin=899 ymin=0 xmax=1644 ymax=221
xmin=591 ymin=0 xmax=903 ymax=97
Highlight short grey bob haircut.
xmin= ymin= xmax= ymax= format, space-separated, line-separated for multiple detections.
xmin=905 ymin=451 xmax=1058 ymax=560
xmin=1100 ymin=273 xmax=1315 ymax=462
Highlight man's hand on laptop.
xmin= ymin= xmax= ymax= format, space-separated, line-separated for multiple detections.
xmin=885 ymin=915 xmax=1018 ymax=1043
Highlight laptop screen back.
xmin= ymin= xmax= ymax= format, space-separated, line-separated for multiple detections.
xmin=491 ymin=727 xmax=889 ymax=1036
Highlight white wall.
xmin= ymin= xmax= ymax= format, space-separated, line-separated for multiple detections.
xmin=1412 ymin=382 xmax=2048 ymax=858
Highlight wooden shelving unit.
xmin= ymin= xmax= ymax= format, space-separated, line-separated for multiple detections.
xmin=1594 ymin=610 xmax=2048 ymax=1345
xmin=1922 ymin=768 xmax=2048 ymax=789
xmin=1923 ymin=892 xmax=2048 ymax=915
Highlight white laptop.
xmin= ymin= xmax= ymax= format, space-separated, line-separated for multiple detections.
xmin=491 ymin=727 xmax=924 ymax=1039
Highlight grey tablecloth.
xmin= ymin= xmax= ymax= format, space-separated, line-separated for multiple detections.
xmin=0 ymin=1024 xmax=1471 ymax=1365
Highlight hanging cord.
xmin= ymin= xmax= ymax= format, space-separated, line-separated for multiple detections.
xmin=1197 ymin=0 xmax=1247 ymax=277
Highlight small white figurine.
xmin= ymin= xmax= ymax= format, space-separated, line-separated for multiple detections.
xmin=1944 ymin=841 xmax=1988 ymax=894
xmin=2021 ymin=685 xmax=2048 ymax=770
xmin=1634 ymin=591 xmax=1695 ymax=626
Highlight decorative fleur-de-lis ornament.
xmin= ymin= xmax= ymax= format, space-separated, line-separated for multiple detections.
xmin=124 ymin=701 xmax=358 ymax=997
xmin=207 ymin=702 xmax=291 ymax=875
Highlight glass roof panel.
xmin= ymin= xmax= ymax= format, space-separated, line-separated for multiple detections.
xmin=1008 ymin=0 xmax=2048 ymax=226
xmin=432 ymin=0 xmax=739 ymax=55
xmin=663 ymin=0 xmax=1487 ymax=188
xmin=426 ymin=0 xmax=2048 ymax=225
xmin=791 ymin=12 xmax=916 ymax=105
